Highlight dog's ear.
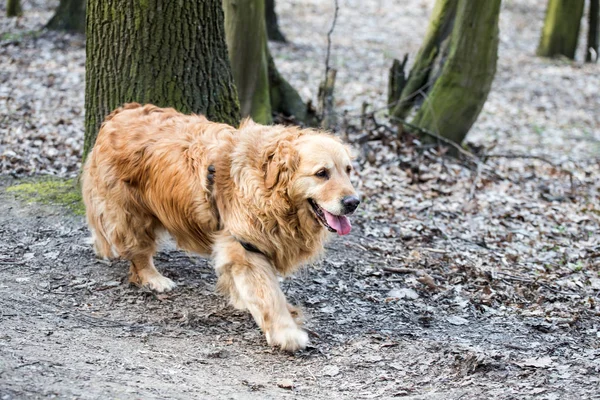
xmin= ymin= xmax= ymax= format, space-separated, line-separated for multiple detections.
xmin=264 ymin=140 xmax=299 ymax=190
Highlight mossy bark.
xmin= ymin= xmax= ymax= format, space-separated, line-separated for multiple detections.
xmin=84 ymin=0 xmax=240 ymax=160
xmin=536 ymin=0 xmax=585 ymax=59
xmin=265 ymin=0 xmax=286 ymax=42
xmin=410 ymin=0 xmax=501 ymax=145
xmin=390 ymin=0 xmax=457 ymax=120
xmin=6 ymin=0 xmax=22 ymax=17
xmin=46 ymin=0 xmax=85 ymax=33
xmin=223 ymin=0 xmax=272 ymax=124
xmin=224 ymin=0 xmax=310 ymax=125
xmin=587 ymin=0 xmax=599 ymax=62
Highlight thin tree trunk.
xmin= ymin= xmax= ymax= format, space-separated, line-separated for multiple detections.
xmin=537 ymin=0 xmax=585 ymax=59
xmin=265 ymin=0 xmax=287 ymax=42
xmin=224 ymin=0 xmax=311 ymax=125
xmin=267 ymin=49 xmax=313 ymax=124
xmin=223 ymin=0 xmax=272 ymax=124
xmin=46 ymin=0 xmax=86 ymax=33
xmin=409 ymin=0 xmax=501 ymax=145
xmin=6 ymin=0 xmax=22 ymax=17
xmin=84 ymin=0 xmax=240 ymax=160
xmin=390 ymin=0 xmax=457 ymax=120
xmin=587 ymin=0 xmax=599 ymax=62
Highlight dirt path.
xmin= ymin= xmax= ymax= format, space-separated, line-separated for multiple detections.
xmin=0 ymin=177 xmax=598 ymax=400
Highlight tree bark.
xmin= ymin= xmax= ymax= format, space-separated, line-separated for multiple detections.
xmin=224 ymin=0 xmax=311 ymax=125
xmin=408 ymin=0 xmax=501 ymax=145
xmin=536 ymin=0 xmax=585 ymax=59
xmin=390 ymin=0 xmax=457 ymax=120
xmin=223 ymin=0 xmax=272 ymax=124
xmin=587 ymin=0 xmax=599 ymax=62
xmin=6 ymin=0 xmax=22 ymax=17
xmin=388 ymin=54 xmax=408 ymax=115
xmin=318 ymin=69 xmax=337 ymax=130
xmin=265 ymin=0 xmax=287 ymax=42
xmin=46 ymin=0 xmax=86 ymax=33
xmin=83 ymin=0 xmax=240 ymax=160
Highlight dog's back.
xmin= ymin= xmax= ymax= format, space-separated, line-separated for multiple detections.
xmin=82 ymin=103 xmax=232 ymax=260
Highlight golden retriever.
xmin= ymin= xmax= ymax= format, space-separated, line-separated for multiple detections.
xmin=81 ymin=103 xmax=360 ymax=351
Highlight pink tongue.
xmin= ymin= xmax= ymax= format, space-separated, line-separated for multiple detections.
xmin=323 ymin=210 xmax=352 ymax=235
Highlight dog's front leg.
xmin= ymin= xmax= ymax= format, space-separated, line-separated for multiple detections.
xmin=213 ymin=236 xmax=308 ymax=352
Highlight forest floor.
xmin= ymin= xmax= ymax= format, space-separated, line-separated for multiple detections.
xmin=1 ymin=0 xmax=599 ymax=399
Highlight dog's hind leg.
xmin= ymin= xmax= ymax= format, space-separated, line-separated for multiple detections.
xmin=129 ymin=251 xmax=176 ymax=293
xmin=213 ymin=235 xmax=308 ymax=352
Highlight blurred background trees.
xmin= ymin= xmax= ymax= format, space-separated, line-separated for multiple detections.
xmin=389 ymin=0 xmax=501 ymax=146
xmin=46 ymin=0 xmax=85 ymax=33
xmin=6 ymin=0 xmax=21 ymax=17
xmin=588 ymin=0 xmax=599 ymax=62
xmin=536 ymin=0 xmax=585 ymax=59
xmin=83 ymin=0 xmax=240 ymax=160
xmin=5 ymin=0 xmax=589 ymax=155
xmin=265 ymin=0 xmax=287 ymax=43
xmin=223 ymin=0 xmax=312 ymax=125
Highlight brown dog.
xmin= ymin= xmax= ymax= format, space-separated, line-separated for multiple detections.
xmin=82 ymin=103 xmax=360 ymax=351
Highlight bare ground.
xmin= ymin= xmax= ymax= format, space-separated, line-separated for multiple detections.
xmin=1 ymin=176 xmax=599 ymax=400
xmin=1 ymin=0 xmax=600 ymax=398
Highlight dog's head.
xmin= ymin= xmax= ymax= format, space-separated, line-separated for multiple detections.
xmin=263 ymin=131 xmax=359 ymax=236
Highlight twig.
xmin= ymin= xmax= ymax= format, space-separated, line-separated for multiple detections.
xmin=382 ymin=266 xmax=418 ymax=274
xmin=305 ymin=366 xmax=317 ymax=380
xmin=14 ymin=361 xmax=41 ymax=370
xmin=389 ymin=116 xmax=479 ymax=162
xmin=419 ymin=247 xmax=448 ymax=254
xmin=484 ymin=153 xmax=557 ymax=164
xmin=303 ymin=327 xmax=321 ymax=338
xmin=321 ymin=0 xmax=339 ymax=120
xmin=468 ymin=161 xmax=483 ymax=201
xmin=484 ymin=153 xmax=576 ymax=193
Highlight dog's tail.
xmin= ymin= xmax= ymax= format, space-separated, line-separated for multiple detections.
xmin=81 ymin=161 xmax=119 ymax=259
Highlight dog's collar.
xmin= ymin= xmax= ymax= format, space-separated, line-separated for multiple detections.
xmin=236 ymin=238 xmax=267 ymax=257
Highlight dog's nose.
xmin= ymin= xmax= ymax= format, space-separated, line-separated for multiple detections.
xmin=341 ymin=195 xmax=360 ymax=214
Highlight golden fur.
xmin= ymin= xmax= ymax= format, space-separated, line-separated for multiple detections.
xmin=82 ymin=103 xmax=358 ymax=351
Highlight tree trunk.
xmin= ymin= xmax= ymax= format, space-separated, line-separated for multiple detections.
xmin=265 ymin=0 xmax=287 ymax=42
xmin=587 ymin=0 xmax=599 ymax=62
xmin=6 ymin=0 xmax=22 ymax=17
xmin=224 ymin=0 xmax=311 ymax=125
xmin=267 ymin=50 xmax=314 ymax=124
xmin=318 ymin=69 xmax=337 ymax=130
xmin=537 ymin=0 xmax=585 ymax=59
xmin=84 ymin=0 xmax=240 ymax=161
xmin=223 ymin=0 xmax=272 ymax=124
xmin=390 ymin=0 xmax=457 ymax=120
xmin=46 ymin=0 xmax=86 ymax=33
xmin=388 ymin=54 xmax=408 ymax=115
xmin=408 ymin=0 xmax=501 ymax=145
xmin=46 ymin=0 xmax=85 ymax=33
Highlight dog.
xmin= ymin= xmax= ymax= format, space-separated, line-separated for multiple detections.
xmin=81 ymin=103 xmax=360 ymax=351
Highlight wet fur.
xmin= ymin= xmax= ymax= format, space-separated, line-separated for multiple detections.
xmin=82 ymin=103 xmax=356 ymax=351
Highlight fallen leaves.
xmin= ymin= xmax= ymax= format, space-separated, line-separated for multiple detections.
xmin=516 ymin=357 xmax=554 ymax=369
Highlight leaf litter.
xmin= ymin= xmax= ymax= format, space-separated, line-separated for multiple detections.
xmin=0 ymin=0 xmax=599 ymax=399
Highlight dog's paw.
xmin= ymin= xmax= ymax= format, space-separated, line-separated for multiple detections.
xmin=143 ymin=275 xmax=177 ymax=293
xmin=266 ymin=325 xmax=309 ymax=352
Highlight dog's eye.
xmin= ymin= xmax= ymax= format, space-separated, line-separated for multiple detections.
xmin=315 ymin=169 xmax=329 ymax=179
xmin=346 ymin=165 xmax=352 ymax=174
